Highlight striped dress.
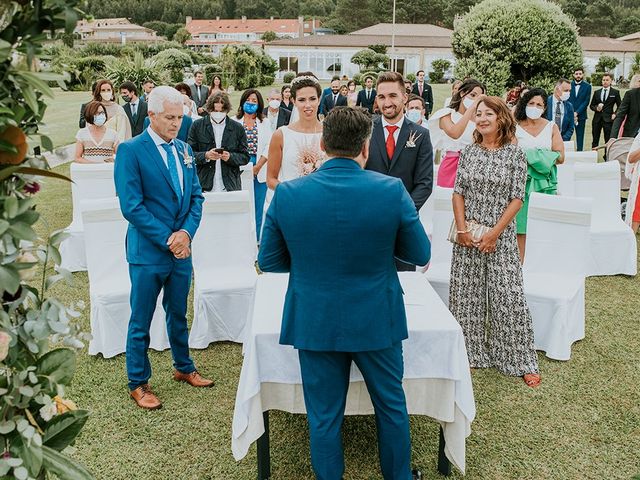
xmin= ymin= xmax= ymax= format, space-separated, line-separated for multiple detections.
xmin=75 ymin=127 xmax=118 ymax=163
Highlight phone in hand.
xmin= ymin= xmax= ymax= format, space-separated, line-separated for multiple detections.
xmin=214 ymin=148 xmax=224 ymax=154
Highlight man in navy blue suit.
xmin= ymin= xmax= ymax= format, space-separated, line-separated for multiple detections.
xmin=547 ymin=78 xmax=575 ymax=142
xmin=115 ymin=86 xmax=214 ymax=410
xmin=258 ymin=106 xmax=431 ymax=480
xmin=569 ymin=68 xmax=592 ymax=151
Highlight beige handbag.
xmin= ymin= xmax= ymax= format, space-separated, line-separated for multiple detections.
xmin=448 ymin=220 xmax=492 ymax=244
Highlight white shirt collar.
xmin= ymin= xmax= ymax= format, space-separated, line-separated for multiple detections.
xmin=147 ymin=126 xmax=174 ymax=147
xmin=381 ymin=115 xmax=404 ymax=130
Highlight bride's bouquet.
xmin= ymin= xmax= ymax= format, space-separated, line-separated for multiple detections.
xmin=297 ymin=143 xmax=325 ymax=176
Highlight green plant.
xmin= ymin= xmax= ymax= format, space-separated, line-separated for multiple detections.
xmin=261 ymin=30 xmax=277 ymax=43
xmin=595 ymin=55 xmax=620 ymax=73
xmin=632 ymin=52 xmax=640 ymax=76
xmin=0 ymin=0 xmax=93 ymax=478
xmin=173 ymin=27 xmax=191 ymax=45
xmin=260 ymin=75 xmax=275 ymax=87
xmin=429 ymin=59 xmax=451 ymax=84
xmin=350 ymin=49 xmax=389 ymax=72
xmin=406 ymin=72 xmax=416 ymax=83
xmin=220 ymin=45 xmax=277 ymax=90
xmin=106 ymin=52 xmax=167 ymax=90
xmin=282 ymin=71 xmax=296 ymax=84
xmin=152 ymin=48 xmax=192 ymax=83
xmin=452 ymin=0 xmax=583 ymax=95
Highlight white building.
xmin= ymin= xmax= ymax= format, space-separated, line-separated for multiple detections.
xmin=75 ymin=18 xmax=163 ymax=44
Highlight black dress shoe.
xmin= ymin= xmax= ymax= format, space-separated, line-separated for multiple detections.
xmin=412 ymin=469 xmax=423 ymax=480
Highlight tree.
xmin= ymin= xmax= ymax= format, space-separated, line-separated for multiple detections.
xmin=595 ymin=55 xmax=620 ymax=73
xmin=452 ymin=0 xmax=583 ymax=95
xmin=631 ymin=52 xmax=640 ymax=76
xmin=143 ymin=21 xmax=182 ymax=40
xmin=261 ymin=30 xmax=277 ymax=42
xmin=429 ymin=59 xmax=452 ymax=83
xmin=153 ymin=48 xmax=192 ymax=82
xmin=173 ymin=26 xmax=191 ymax=44
xmin=351 ymin=48 xmax=389 ymax=72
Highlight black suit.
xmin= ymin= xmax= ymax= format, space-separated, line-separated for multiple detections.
xmin=356 ymin=88 xmax=376 ymax=113
xmin=187 ymin=114 xmax=250 ymax=192
xmin=190 ymin=84 xmax=209 ymax=110
xmin=611 ymin=88 xmax=640 ymax=139
xmin=589 ymin=87 xmax=621 ymax=147
xmin=366 ymin=117 xmax=434 ymax=271
xmin=79 ymin=102 xmax=88 ymax=128
xmin=320 ymin=93 xmax=347 ymax=115
xmin=262 ymin=106 xmax=291 ymax=130
xmin=123 ymin=100 xmax=148 ymax=137
xmin=411 ymin=82 xmax=434 ymax=117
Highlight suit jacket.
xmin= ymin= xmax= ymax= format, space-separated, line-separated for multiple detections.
xmin=190 ymin=84 xmax=209 ymax=109
xmin=187 ymin=114 xmax=250 ymax=192
xmin=79 ymin=102 xmax=88 ymax=128
xmin=365 ymin=118 xmax=433 ymax=210
xmin=546 ymin=96 xmax=575 ymax=141
xmin=262 ymin=107 xmax=291 ymax=129
xmin=611 ymin=88 xmax=640 ymax=138
xmin=356 ymin=88 xmax=376 ymax=113
xmin=114 ymin=131 xmax=204 ymax=265
xmin=589 ymin=87 xmax=621 ymax=124
xmin=123 ymin=100 xmax=148 ymax=137
xmin=258 ymin=158 xmax=431 ymax=352
xmin=143 ymin=116 xmax=192 ymax=143
xmin=320 ymin=93 xmax=347 ymax=115
xmin=411 ymin=82 xmax=434 ymax=116
xmin=569 ymin=81 xmax=592 ymax=120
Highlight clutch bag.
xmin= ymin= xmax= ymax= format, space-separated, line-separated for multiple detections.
xmin=448 ymin=220 xmax=492 ymax=244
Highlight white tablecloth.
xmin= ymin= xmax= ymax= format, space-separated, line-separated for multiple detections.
xmin=232 ymin=272 xmax=476 ymax=474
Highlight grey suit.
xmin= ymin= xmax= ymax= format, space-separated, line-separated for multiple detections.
xmin=190 ymin=84 xmax=209 ymax=110
xmin=123 ymin=100 xmax=148 ymax=137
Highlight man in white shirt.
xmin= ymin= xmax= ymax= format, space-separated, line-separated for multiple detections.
xmin=120 ymin=81 xmax=148 ymax=137
xmin=546 ymin=78 xmax=575 ymax=141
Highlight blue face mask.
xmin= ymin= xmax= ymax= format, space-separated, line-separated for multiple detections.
xmin=243 ymin=102 xmax=259 ymax=115
xmin=405 ymin=109 xmax=422 ymax=123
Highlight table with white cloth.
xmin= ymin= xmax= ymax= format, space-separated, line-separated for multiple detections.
xmin=232 ymin=272 xmax=476 ymax=477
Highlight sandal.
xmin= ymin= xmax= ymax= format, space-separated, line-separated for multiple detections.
xmin=523 ymin=373 xmax=541 ymax=387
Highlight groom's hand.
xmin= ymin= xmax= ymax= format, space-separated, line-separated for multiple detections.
xmin=167 ymin=231 xmax=191 ymax=257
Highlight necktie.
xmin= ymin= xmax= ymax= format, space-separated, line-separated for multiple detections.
xmin=366 ymin=90 xmax=370 ymax=100
xmin=197 ymin=85 xmax=201 ymax=102
xmin=603 ymin=89 xmax=608 ymax=102
xmin=385 ymin=125 xmax=399 ymax=160
xmin=131 ymin=103 xmax=137 ymax=122
xmin=333 ymin=94 xmax=337 ymax=105
xmin=419 ymin=83 xmax=423 ymax=96
xmin=160 ymin=143 xmax=182 ymax=198
xmin=554 ymin=101 xmax=562 ymax=129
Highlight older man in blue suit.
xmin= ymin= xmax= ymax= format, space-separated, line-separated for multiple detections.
xmin=547 ymin=78 xmax=575 ymax=142
xmin=258 ymin=106 xmax=431 ymax=480
xmin=569 ymin=67 xmax=592 ymax=151
xmin=115 ymin=86 xmax=213 ymax=410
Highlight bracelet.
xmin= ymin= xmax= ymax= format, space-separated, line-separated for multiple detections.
xmin=456 ymin=229 xmax=469 ymax=234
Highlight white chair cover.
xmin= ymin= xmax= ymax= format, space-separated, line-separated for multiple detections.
xmin=557 ymin=152 xmax=597 ymax=196
xmin=573 ymin=162 xmax=637 ymax=276
xmin=523 ymin=193 xmax=592 ymax=360
xmin=240 ymin=164 xmax=257 ymax=240
xmin=563 ymin=141 xmax=575 ymax=152
xmin=189 ymin=191 xmax=258 ymax=347
xmin=59 ymin=163 xmax=116 ymax=272
xmin=564 ymin=151 xmax=597 ymax=164
xmin=82 ymin=198 xmax=169 ymax=358
xmin=424 ymin=187 xmax=454 ymax=305
xmin=418 ymin=164 xmax=439 ymax=237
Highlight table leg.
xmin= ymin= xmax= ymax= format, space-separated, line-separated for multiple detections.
xmin=257 ymin=411 xmax=271 ymax=480
xmin=437 ymin=425 xmax=451 ymax=476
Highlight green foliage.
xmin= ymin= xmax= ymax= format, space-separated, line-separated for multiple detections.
xmin=220 ymin=45 xmax=278 ymax=90
xmin=106 ymin=52 xmax=168 ymax=89
xmin=429 ymin=59 xmax=452 ymax=84
xmin=595 ymin=55 xmax=620 ymax=73
xmin=142 ymin=21 xmax=182 ymax=40
xmin=406 ymin=72 xmax=416 ymax=83
xmin=453 ymin=0 xmax=583 ymax=95
xmin=152 ymin=48 xmax=192 ymax=83
xmin=0 ymin=0 xmax=93 ymax=476
xmin=367 ymin=44 xmax=388 ymax=54
xmin=350 ymin=49 xmax=389 ymax=72
xmin=173 ymin=27 xmax=191 ymax=45
xmin=283 ymin=71 xmax=296 ymax=84
xmin=561 ymin=0 xmax=640 ymax=37
xmin=261 ymin=30 xmax=277 ymax=43
xmin=50 ymin=50 xmax=110 ymax=91
xmin=632 ymin=52 xmax=640 ymax=76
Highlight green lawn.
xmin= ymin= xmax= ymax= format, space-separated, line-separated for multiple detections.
xmin=31 ymin=83 xmax=640 ymax=479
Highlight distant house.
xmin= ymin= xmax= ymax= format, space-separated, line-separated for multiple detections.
xmin=75 ymin=18 xmax=164 ymax=44
xmin=184 ymin=16 xmax=320 ymax=55
xmin=580 ymin=36 xmax=639 ymax=79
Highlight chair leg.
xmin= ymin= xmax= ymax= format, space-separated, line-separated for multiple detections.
xmin=437 ymin=425 xmax=451 ymax=476
xmin=257 ymin=411 xmax=271 ymax=480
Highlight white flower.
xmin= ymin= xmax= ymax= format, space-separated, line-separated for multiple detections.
xmin=0 ymin=331 xmax=9 ymax=362
xmin=39 ymin=402 xmax=57 ymax=422
xmin=183 ymin=149 xmax=193 ymax=168
xmin=406 ymin=130 xmax=423 ymax=148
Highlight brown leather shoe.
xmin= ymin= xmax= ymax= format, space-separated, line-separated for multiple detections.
xmin=130 ymin=384 xmax=162 ymax=410
xmin=173 ymin=370 xmax=215 ymax=388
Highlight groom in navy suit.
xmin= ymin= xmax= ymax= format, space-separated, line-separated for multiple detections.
xmin=115 ymin=86 xmax=214 ymax=410
xmin=259 ymin=106 xmax=431 ymax=479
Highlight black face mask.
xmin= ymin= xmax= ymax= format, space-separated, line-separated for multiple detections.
xmin=122 ymin=95 xmax=132 ymax=103
xmin=332 ymin=89 xmax=340 ymax=94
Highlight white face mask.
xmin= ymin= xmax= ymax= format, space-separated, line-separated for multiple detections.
xmin=405 ymin=109 xmax=422 ymax=123
xmin=462 ymin=97 xmax=475 ymax=110
xmin=560 ymin=91 xmax=570 ymax=102
xmin=268 ymin=100 xmax=280 ymax=110
xmin=100 ymin=91 xmax=112 ymax=102
xmin=93 ymin=113 xmax=107 ymax=126
xmin=211 ymin=111 xmax=226 ymax=123
xmin=525 ymin=106 xmax=544 ymax=120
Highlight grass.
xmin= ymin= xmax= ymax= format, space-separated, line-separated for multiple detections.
xmin=30 ymin=85 xmax=640 ymax=479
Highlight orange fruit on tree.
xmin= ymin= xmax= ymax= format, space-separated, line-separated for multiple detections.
xmin=0 ymin=125 xmax=28 ymax=165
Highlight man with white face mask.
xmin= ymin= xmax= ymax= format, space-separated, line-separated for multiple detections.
xmin=405 ymin=94 xmax=427 ymax=127
xmin=263 ymin=88 xmax=291 ymax=131
xmin=546 ymin=78 xmax=575 ymax=142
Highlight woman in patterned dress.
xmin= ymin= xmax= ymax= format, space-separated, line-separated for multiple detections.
xmin=449 ymin=96 xmax=541 ymax=387
xmin=74 ymin=101 xmax=118 ymax=163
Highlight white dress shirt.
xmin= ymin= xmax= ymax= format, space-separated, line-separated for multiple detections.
xmin=210 ymin=116 xmax=227 ymax=192
xmin=601 ymin=88 xmax=609 ymax=103
xmin=381 ymin=115 xmax=405 ymax=144
xmin=267 ymin=109 xmax=279 ymax=131
xmin=147 ymin=126 xmax=183 ymax=193
xmin=574 ymin=82 xmax=581 ymax=96
xmin=130 ymin=100 xmax=138 ymax=117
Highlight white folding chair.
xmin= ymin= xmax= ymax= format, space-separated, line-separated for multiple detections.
xmin=564 ymin=151 xmax=597 ymax=164
xmin=418 ymin=164 xmax=439 ymax=237
xmin=573 ymin=162 xmax=637 ymax=276
xmin=523 ymin=193 xmax=592 ymax=361
xmin=563 ymin=141 xmax=575 ymax=152
xmin=423 ymin=187 xmax=454 ymax=305
xmin=557 ymin=152 xmax=597 ymax=196
xmin=59 ymin=163 xmax=116 ymax=272
xmin=240 ymin=164 xmax=256 ymax=239
xmin=82 ymin=198 xmax=169 ymax=358
xmin=189 ymin=191 xmax=258 ymax=347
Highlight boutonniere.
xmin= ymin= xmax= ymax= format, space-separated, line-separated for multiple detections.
xmin=406 ymin=130 xmax=422 ymax=148
xmin=182 ymin=148 xmax=193 ymax=168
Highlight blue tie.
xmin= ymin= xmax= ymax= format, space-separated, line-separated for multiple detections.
xmin=160 ymin=143 xmax=182 ymax=198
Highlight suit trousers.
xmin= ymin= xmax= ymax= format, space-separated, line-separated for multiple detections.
xmin=591 ymin=116 xmax=613 ymax=148
xmin=127 ymin=260 xmax=195 ymax=390
xmin=575 ymin=117 xmax=586 ymax=151
xmin=298 ymin=343 xmax=412 ymax=480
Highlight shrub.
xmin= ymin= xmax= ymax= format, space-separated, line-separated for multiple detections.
xmin=452 ymin=0 xmax=583 ymax=95
xmin=261 ymin=75 xmax=275 ymax=86
xmin=352 ymin=72 xmax=363 ymax=85
xmin=106 ymin=52 xmax=167 ymax=90
xmin=406 ymin=72 xmax=416 ymax=83
xmin=80 ymin=42 xmax=124 ymax=57
xmin=351 ymin=48 xmax=389 ymax=72
xmin=595 ymin=55 xmax=620 ymax=73
xmin=429 ymin=59 xmax=451 ymax=84
xmin=283 ymin=71 xmax=296 ymax=84
xmin=246 ymin=73 xmax=260 ymax=89
xmin=152 ymin=48 xmax=192 ymax=83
